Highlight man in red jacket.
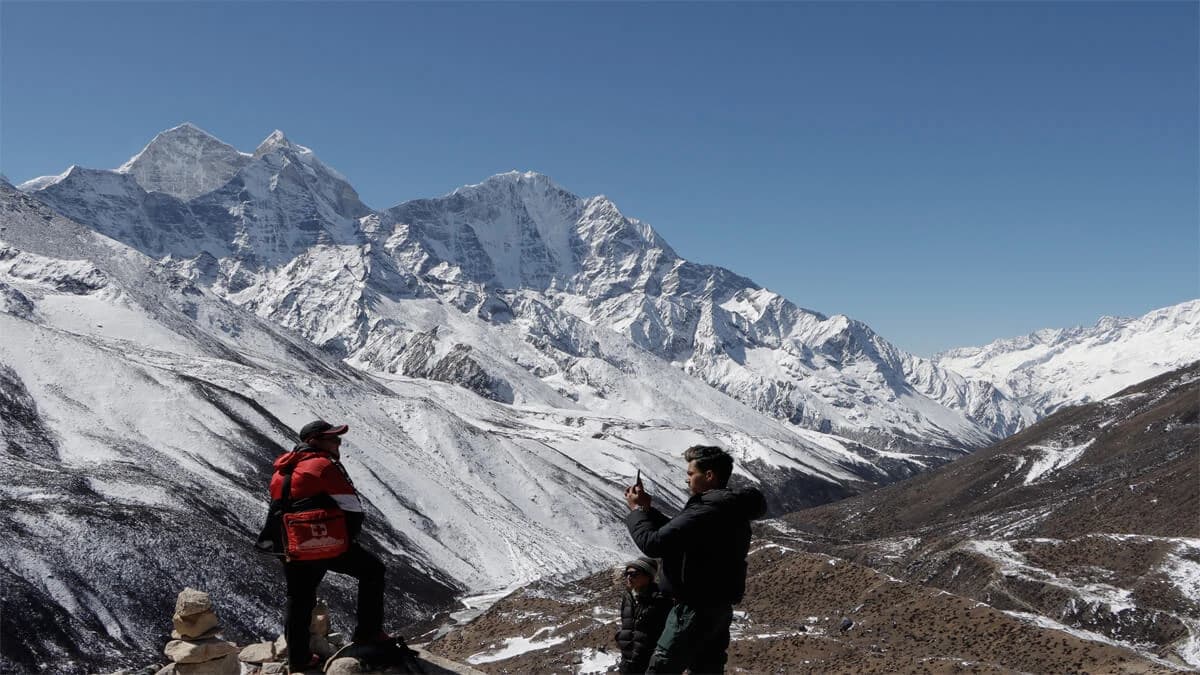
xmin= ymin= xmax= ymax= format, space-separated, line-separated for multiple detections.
xmin=270 ymin=420 xmax=386 ymax=673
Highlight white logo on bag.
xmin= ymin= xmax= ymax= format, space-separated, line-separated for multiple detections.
xmin=310 ymin=523 xmax=328 ymax=537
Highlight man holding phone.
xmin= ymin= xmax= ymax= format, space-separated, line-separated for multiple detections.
xmin=623 ymin=446 xmax=766 ymax=674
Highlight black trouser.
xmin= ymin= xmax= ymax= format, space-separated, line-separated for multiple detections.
xmin=646 ymin=602 xmax=733 ymax=674
xmin=284 ymin=542 xmax=385 ymax=667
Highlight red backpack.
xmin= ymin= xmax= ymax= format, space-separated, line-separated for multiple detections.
xmin=256 ymin=465 xmax=348 ymax=561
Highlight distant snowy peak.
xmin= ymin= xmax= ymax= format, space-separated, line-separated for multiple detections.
xmin=384 ymin=171 xmax=593 ymax=288
xmin=117 ymin=122 xmax=251 ymax=200
xmin=936 ymin=299 xmax=1200 ymax=414
xmin=22 ymin=125 xmax=371 ymax=267
xmin=16 ymin=166 xmax=76 ymax=193
xmin=939 ymin=300 xmax=1200 ymax=365
xmin=253 ymin=129 xmax=353 ymax=185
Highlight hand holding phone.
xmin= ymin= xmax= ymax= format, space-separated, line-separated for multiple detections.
xmin=625 ymin=468 xmax=651 ymax=511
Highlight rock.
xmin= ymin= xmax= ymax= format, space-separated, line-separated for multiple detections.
xmin=324 ymin=657 xmax=367 ymax=675
xmin=237 ymin=641 xmax=276 ymax=664
xmin=171 ymin=623 xmax=221 ymax=641
xmin=274 ymin=634 xmax=288 ymax=659
xmin=172 ymin=609 xmax=219 ymax=639
xmin=260 ymin=664 xmax=287 ymax=674
xmin=164 ymin=638 xmax=239 ymax=664
xmin=173 ymin=587 xmax=213 ymax=618
xmin=155 ymin=666 xmax=176 ymax=675
xmin=327 ymin=632 xmax=347 ymax=648
xmin=174 ymin=653 xmax=240 ymax=675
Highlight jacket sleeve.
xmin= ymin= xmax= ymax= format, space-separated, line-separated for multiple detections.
xmin=317 ymin=461 xmax=363 ymax=513
xmin=624 ymin=503 xmax=712 ymax=558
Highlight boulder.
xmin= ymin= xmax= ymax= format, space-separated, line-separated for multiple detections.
xmin=237 ymin=641 xmax=276 ymax=664
xmin=273 ymin=634 xmax=288 ymax=658
xmin=174 ymin=653 xmax=240 ymax=675
xmin=163 ymin=638 xmax=239 ymax=664
xmin=171 ymin=619 xmax=220 ymax=634
xmin=173 ymin=588 xmax=213 ymax=618
xmin=324 ymin=658 xmax=367 ymax=675
xmin=260 ymin=664 xmax=287 ymax=674
xmin=172 ymin=609 xmax=219 ymax=639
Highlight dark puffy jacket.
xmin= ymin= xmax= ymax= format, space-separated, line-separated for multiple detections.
xmin=624 ymin=488 xmax=767 ymax=607
xmin=615 ymin=584 xmax=672 ymax=674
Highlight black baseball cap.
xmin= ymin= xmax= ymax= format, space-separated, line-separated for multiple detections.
xmin=298 ymin=420 xmax=349 ymax=441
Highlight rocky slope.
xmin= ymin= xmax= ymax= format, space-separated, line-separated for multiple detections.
xmin=423 ymin=364 xmax=1199 ymax=672
xmin=786 ymin=362 xmax=1200 ymax=668
xmin=424 ymin=541 xmax=1178 ymax=674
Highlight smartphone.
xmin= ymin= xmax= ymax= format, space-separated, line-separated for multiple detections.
xmin=635 ymin=469 xmax=642 ymax=487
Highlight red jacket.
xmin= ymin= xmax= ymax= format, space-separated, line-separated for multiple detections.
xmin=270 ymin=445 xmax=365 ymax=537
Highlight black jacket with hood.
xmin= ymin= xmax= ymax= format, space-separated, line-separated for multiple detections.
xmin=615 ymin=583 xmax=673 ymax=673
xmin=624 ymin=487 xmax=767 ymax=607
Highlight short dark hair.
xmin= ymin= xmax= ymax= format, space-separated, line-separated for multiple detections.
xmin=684 ymin=445 xmax=733 ymax=487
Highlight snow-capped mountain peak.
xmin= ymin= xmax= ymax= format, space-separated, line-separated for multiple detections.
xmin=116 ymin=122 xmax=251 ymax=200
xmin=253 ymin=128 xmax=294 ymax=155
xmin=252 ymin=128 xmax=352 ymax=185
xmin=16 ymin=165 xmax=76 ymax=193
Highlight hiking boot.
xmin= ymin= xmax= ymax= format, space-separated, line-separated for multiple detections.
xmin=342 ymin=633 xmax=419 ymax=669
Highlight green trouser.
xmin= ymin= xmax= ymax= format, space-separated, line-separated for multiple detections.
xmin=646 ymin=602 xmax=733 ymax=674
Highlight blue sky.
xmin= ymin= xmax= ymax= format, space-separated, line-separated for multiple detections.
xmin=3 ymin=2 xmax=1196 ymax=355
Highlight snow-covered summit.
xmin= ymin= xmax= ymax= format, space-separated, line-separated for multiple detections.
xmin=253 ymin=128 xmax=352 ymax=184
xmin=25 ymin=125 xmax=370 ymax=271
xmin=16 ymin=166 xmax=77 ymax=193
xmin=936 ymin=299 xmax=1200 ymax=415
xmin=117 ymin=122 xmax=251 ymax=200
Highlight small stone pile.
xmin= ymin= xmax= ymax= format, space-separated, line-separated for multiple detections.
xmin=155 ymin=588 xmax=239 ymax=675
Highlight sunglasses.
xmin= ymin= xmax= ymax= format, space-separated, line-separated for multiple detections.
xmin=623 ymin=569 xmax=646 ymax=578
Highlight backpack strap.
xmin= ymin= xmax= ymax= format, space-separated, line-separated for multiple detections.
xmin=256 ymin=466 xmax=294 ymax=556
xmin=278 ymin=466 xmax=294 ymax=505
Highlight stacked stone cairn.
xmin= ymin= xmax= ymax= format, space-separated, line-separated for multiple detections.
xmin=155 ymin=588 xmax=239 ymax=674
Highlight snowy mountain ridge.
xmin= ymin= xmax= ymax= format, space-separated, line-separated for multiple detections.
xmin=20 ymin=124 xmax=1030 ymax=458
xmin=936 ymin=299 xmax=1200 ymax=416
xmin=18 ymin=124 xmax=1197 ymax=453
